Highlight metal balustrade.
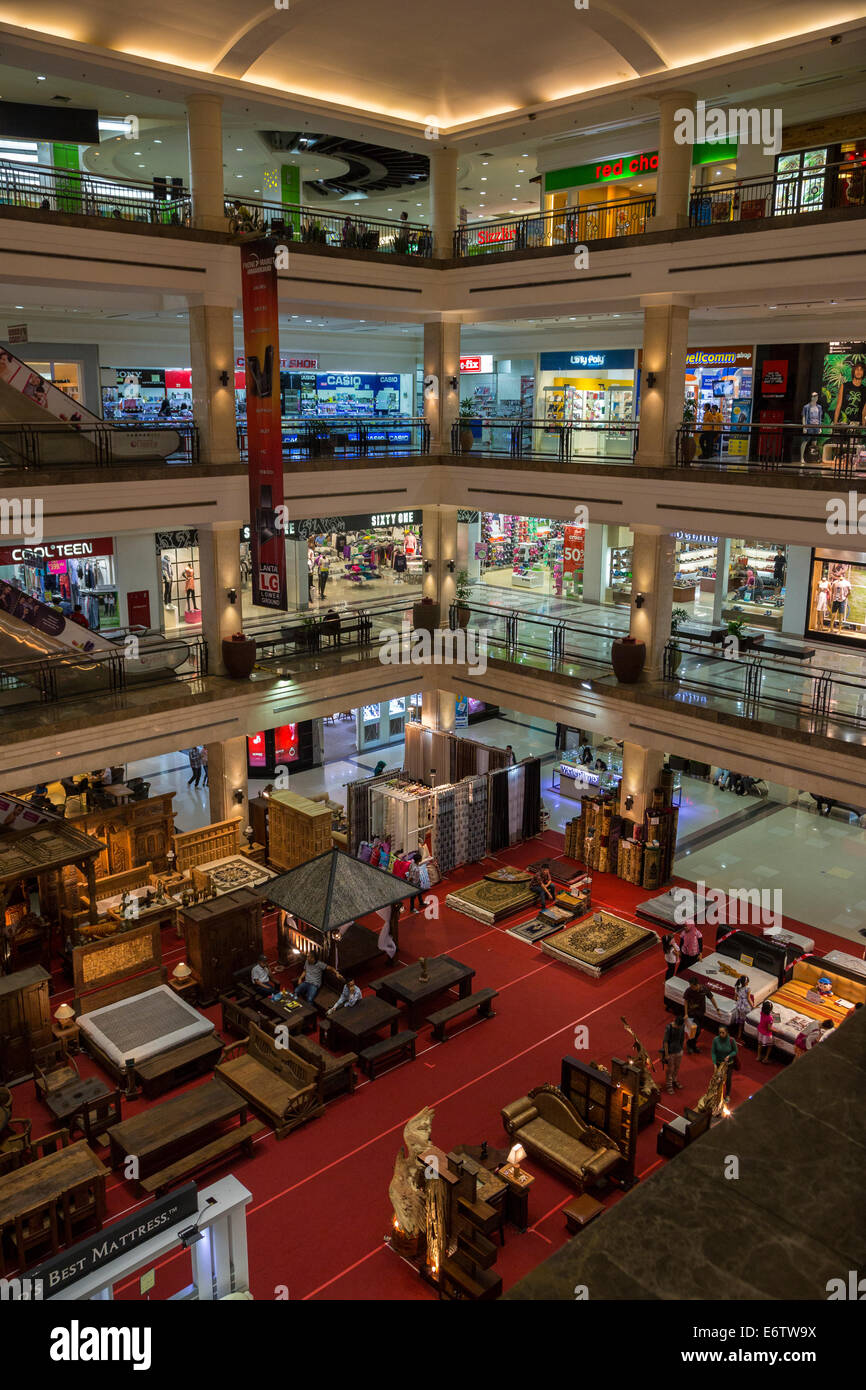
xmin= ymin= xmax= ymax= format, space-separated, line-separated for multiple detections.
xmin=451 ymin=418 xmax=638 ymax=462
xmin=0 ymin=421 xmax=199 ymax=469
xmin=688 ymin=159 xmax=863 ymax=227
xmin=237 ymin=416 xmax=430 ymax=461
xmin=0 ymin=633 xmax=207 ymax=711
xmin=227 ymin=196 xmax=433 ymax=257
xmin=675 ymin=420 xmax=865 ymax=475
xmin=0 ymin=157 xmax=191 ymax=226
xmin=453 ymin=194 xmax=656 ymax=257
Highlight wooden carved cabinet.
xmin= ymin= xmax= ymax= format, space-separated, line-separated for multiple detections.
xmin=180 ymin=888 xmax=264 ymax=1005
xmin=0 ymin=966 xmax=52 ymax=1083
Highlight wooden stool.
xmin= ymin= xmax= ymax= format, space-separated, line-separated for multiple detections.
xmin=564 ymin=1193 xmax=604 ymax=1234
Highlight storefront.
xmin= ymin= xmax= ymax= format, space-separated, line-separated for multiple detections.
xmin=458 ymin=355 xmax=535 ymax=429
xmin=537 ymin=350 xmax=636 ymax=457
xmin=156 ymin=528 xmax=201 ymax=630
xmin=0 ymin=536 xmax=120 ymax=631
xmin=247 ymin=721 xmax=321 ymax=779
xmin=807 ymin=548 xmax=866 ymax=648
xmin=683 ymin=347 xmax=754 ymax=458
xmin=672 ymin=532 xmax=720 ymax=606
xmin=722 ymin=538 xmax=789 ymax=630
xmin=479 ymin=514 xmax=569 ymax=596
xmin=774 ymin=137 xmax=865 ymax=217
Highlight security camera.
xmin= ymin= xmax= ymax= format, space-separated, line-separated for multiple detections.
xmin=528 ymin=113 xmax=537 ymax=121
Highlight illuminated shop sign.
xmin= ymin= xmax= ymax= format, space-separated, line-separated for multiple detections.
xmin=460 ymin=355 xmax=494 ymax=373
xmin=236 ymin=356 xmax=318 ymax=370
xmin=672 ymin=532 xmax=719 ymax=544
xmin=685 ymin=348 xmax=753 ymax=368
xmin=539 ymin=350 xmax=636 ymax=372
xmin=544 ymin=141 xmax=738 ymax=192
xmin=477 ymin=225 xmax=516 ymax=245
xmin=0 ymin=537 xmax=114 ymax=564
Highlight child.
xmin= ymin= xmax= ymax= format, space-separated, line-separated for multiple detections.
xmin=734 ymin=974 xmax=754 ymax=1042
xmin=756 ymin=999 xmax=775 ymax=1063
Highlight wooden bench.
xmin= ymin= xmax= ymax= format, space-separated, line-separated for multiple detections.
xmin=358 ymin=1030 xmax=417 ymax=1079
xmin=139 ymin=1119 xmax=264 ymax=1195
xmin=134 ymin=1034 xmax=225 ymax=1099
xmin=429 ymin=989 xmax=498 ymax=1042
xmin=215 ymin=1022 xmax=323 ymax=1139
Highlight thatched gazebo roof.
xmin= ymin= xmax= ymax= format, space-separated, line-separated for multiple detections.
xmin=253 ymin=847 xmax=412 ymax=935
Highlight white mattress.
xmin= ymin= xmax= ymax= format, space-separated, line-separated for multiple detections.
xmin=665 ymin=954 xmax=778 ymax=1027
xmin=743 ymin=1000 xmax=813 ymax=1056
xmin=824 ymin=949 xmax=866 ymax=979
xmin=78 ymin=984 xmax=212 ymax=1068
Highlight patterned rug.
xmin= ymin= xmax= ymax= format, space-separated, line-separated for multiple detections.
xmin=542 ymin=911 xmax=658 ymax=976
xmin=506 ymin=916 xmax=563 ymax=944
xmin=446 ymin=876 xmax=536 ymax=924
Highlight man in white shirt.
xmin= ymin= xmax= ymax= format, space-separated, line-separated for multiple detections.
xmin=327 ymin=978 xmax=362 ymax=1015
xmin=250 ymin=954 xmax=277 ymax=996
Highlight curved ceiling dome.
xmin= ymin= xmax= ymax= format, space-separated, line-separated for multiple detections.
xmin=261 ymin=132 xmax=428 ymax=198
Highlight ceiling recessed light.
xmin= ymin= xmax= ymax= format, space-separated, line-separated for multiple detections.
xmin=36 ymin=75 xmax=46 ymax=81
xmin=236 ymin=147 xmax=243 ymax=152
xmin=153 ymin=139 xmax=162 ymax=144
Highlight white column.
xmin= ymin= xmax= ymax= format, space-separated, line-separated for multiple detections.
xmin=781 ymin=545 xmax=811 ymax=637
xmin=199 ymin=521 xmax=243 ymax=675
xmin=713 ymin=538 xmax=732 ymax=625
xmin=635 ymin=296 xmax=691 ymax=469
xmin=582 ymin=523 xmax=606 ymax=605
xmin=430 ymin=147 xmax=458 ymax=258
xmin=285 ymin=535 xmax=309 ymax=611
xmin=421 ymin=689 xmax=457 ymax=736
xmin=207 ymin=735 xmax=248 ymax=828
xmin=649 ymin=90 xmax=696 ymax=232
xmin=629 ymin=526 xmax=675 ymax=677
xmin=421 ymin=505 xmax=458 ymax=617
xmin=465 ymin=515 xmax=482 ymax=581
xmin=189 ymin=303 xmax=239 ymax=465
xmin=423 ymin=319 xmax=460 ymax=452
xmin=112 ymin=532 xmax=161 ymax=633
xmin=186 ymin=94 xmax=227 ymax=232
xmin=619 ymin=740 xmax=665 ymax=824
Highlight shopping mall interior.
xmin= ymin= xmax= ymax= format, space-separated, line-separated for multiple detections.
xmin=0 ymin=0 xmax=864 ymax=1339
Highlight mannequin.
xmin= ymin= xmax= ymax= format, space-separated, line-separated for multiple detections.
xmin=815 ymin=574 xmax=831 ymax=628
xmin=830 ymin=570 xmax=851 ymax=633
xmin=801 ymin=391 xmax=822 ymax=462
xmin=183 ymin=565 xmax=196 ymax=612
xmin=161 ymin=552 xmax=173 ymax=607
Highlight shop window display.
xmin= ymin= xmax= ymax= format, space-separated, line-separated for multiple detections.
xmin=724 ymin=540 xmax=788 ymax=631
xmin=0 ymin=536 xmax=119 ymax=631
xmin=807 ymin=549 xmax=866 ymax=647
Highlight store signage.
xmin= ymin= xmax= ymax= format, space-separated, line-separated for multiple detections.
xmin=236 ymin=355 xmax=318 ymax=370
xmin=115 ymin=368 xmax=165 ymax=389
xmin=561 ymin=763 xmax=601 ymax=785
xmin=6 ymin=324 xmax=27 ymax=344
xmin=31 ymin=1185 xmax=198 ymax=1297
xmin=368 ymin=511 xmax=417 ymax=527
xmin=563 ymin=525 xmax=585 ymax=576
xmin=165 ymin=369 xmax=193 ymax=390
xmin=477 ymin=226 xmax=516 ymax=246
xmin=672 ymin=532 xmax=719 ymax=544
xmin=241 ymin=239 xmax=287 ymax=612
xmin=544 ymin=141 xmax=738 ymax=192
xmin=761 ymin=360 xmax=789 ymax=394
xmin=684 ymin=347 xmax=753 ymax=368
xmin=460 ymin=355 xmax=494 ymax=374
xmin=0 ymin=537 xmax=113 ymax=563
xmin=539 ymin=350 xmax=635 ymax=372
xmin=275 ymin=724 xmax=298 ymax=763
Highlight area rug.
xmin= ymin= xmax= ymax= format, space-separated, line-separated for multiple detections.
xmin=506 ymin=916 xmax=563 ymax=944
xmin=541 ymin=911 xmax=658 ymax=977
xmin=528 ymin=857 xmax=585 ymax=887
xmin=445 ymin=876 xmax=536 ymax=925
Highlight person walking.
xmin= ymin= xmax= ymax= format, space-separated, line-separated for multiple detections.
xmin=317 ymin=557 xmax=330 ymax=600
xmin=756 ymin=1000 xmax=775 ymax=1063
xmin=711 ymin=1026 xmax=738 ymax=1099
xmin=662 ymin=933 xmax=681 ymax=980
xmin=678 ymin=921 xmax=703 ymax=973
xmin=186 ymin=746 xmax=203 ymax=787
xmin=683 ymin=977 xmax=714 ymax=1053
xmin=200 ymin=745 xmax=208 ymax=787
xmin=661 ymin=1015 xmax=686 ymax=1094
xmin=733 ymin=974 xmax=754 ymax=1041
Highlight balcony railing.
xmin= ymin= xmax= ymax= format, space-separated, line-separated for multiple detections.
xmin=237 ymin=416 xmax=430 ymax=462
xmin=675 ymin=420 xmax=865 ymax=476
xmin=227 ymin=197 xmax=433 ymax=257
xmin=451 ymin=418 xmax=638 ymax=462
xmin=688 ymin=159 xmax=864 ymax=228
xmin=453 ymin=194 xmax=655 ymax=258
xmin=0 ymin=421 xmax=199 ymax=469
xmin=0 ymin=157 xmax=191 ymax=226
xmin=0 ymin=632 xmax=207 ymax=712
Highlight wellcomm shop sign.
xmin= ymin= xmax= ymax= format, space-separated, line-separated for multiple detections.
xmin=544 ymin=140 xmax=737 ymax=192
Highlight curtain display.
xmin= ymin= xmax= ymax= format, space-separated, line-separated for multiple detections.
xmin=466 ymin=775 xmax=488 ymax=862
xmin=432 ymin=785 xmax=457 ymax=876
xmin=522 ymin=756 xmax=541 ymax=839
xmin=508 ymin=766 xmax=524 ymax=845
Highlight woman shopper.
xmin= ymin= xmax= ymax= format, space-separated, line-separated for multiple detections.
xmin=662 ymin=933 xmax=681 ymax=980
xmin=733 ymin=974 xmax=754 ymax=1041
xmin=756 ymin=1000 xmax=775 ymax=1063
xmin=678 ymin=921 xmax=703 ymax=973
xmin=711 ymin=1026 xmax=738 ymax=1099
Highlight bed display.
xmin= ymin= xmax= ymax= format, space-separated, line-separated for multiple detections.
xmin=445 ymin=873 xmax=535 ymax=925
xmin=78 ymin=984 xmax=214 ymax=1070
xmin=541 ymin=911 xmax=657 ymax=977
xmin=743 ymin=956 xmax=866 ymax=1054
xmin=824 ymin=949 xmax=866 ymax=980
xmin=665 ymin=953 xmax=778 ymax=1027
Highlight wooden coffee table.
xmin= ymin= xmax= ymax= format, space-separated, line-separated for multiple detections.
xmin=45 ymin=1076 xmax=113 ymax=1130
xmin=106 ymin=1078 xmax=247 ymax=1179
xmin=324 ymin=996 xmax=400 ymax=1052
xmin=255 ymin=995 xmax=317 ymax=1038
xmin=371 ymin=955 xmax=475 ymax=1030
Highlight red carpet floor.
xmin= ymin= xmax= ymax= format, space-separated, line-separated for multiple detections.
xmin=9 ymin=830 xmax=855 ymax=1301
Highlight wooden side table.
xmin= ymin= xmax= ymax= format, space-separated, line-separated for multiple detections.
xmin=497 ymin=1162 xmax=535 ymax=1232
xmin=53 ymin=1019 xmax=81 ymax=1054
xmin=169 ymin=973 xmax=200 ymax=1004
xmin=564 ymin=1193 xmax=604 ymax=1234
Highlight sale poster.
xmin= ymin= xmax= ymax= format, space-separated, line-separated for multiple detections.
xmin=563 ymin=526 xmax=585 ymax=590
xmin=240 ymin=238 xmax=287 ymax=610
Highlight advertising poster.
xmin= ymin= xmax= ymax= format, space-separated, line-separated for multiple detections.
xmin=240 ymin=238 xmax=287 ymax=610
xmin=563 ymin=525 xmax=585 ymax=591
xmin=455 ymin=696 xmax=469 ymax=729
xmin=247 ymin=732 xmax=267 ymax=770
xmin=275 ymin=723 xmax=298 ymax=764
xmin=822 ymin=346 xmax=866 ymax=426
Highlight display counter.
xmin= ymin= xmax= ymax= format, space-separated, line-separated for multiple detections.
xmin=554 ymin=755 xmax=621 ymax=802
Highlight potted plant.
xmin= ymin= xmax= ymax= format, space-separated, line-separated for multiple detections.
xmin=222 ymin=631 xmax=257 ymax=679
xmin=668 ymin=605 xmax=689 ymax=675
xmin=681 ymin=395 xmax=697 ymax=464
xmin=459 ymin=398 xmax=476 ymax=453
xmin=610 ymin=634 xmax=646 ymax=684
xmin=454 ymin=570 xmax=472 ymax=629
xmin=413 ymin=594 xmax=440 ymax=632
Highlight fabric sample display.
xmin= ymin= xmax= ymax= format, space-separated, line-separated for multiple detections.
xmin=488 ymin=769 xmax=510 ymax=853
xmin=507 ymin=766 xmax=524 ymax=845
xmin=522 ymin=757 xmax=541 ymax=839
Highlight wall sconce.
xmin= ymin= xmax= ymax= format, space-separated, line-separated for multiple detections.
xmin=448 ymin=376 xmax=458 ymax=391
xmin=226 ymin=587 xmax=237 ymax=604
xmin=634 ymin=592 xmax=646 ymax=609
xmin=218 ymin=370 xmax=231 ymax=387
xmin=233 ymin=788 xmax=245 ymax=805
xmin=423 ymin=559 xmax=433 ymax=572
xmin=446 ymin=559 xmax=456 ymax=573
xmin=645 ymin=371 xmax=658 ymax=388
xmin=624 ymin=794 xmax=634 ymax=811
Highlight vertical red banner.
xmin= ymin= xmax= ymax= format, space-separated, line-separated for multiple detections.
xmin=563 ymin=526 xmax=585 ymax=579
xmin=240 ymin=238 xmax=287 ymax=610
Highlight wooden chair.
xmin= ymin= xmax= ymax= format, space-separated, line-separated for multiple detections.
xmin=0 ymin=1117 xmax=32 ymax=1173
xmin=61 ymin=1177 xmax=101 ymax=1244
xmin=33 ymin=1042 xmax=80 ymax=1102
xmin=14 ymin=1198 xmax=60 ymax=1269
xmin=79 ymin=1091 xmax=122 ymax=1148
xmin=31 ymin=1128 xmax=70 ymax=1160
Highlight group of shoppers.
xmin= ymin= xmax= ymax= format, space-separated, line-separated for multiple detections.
xmin=185 ymin=745 xmax=208 ymax=787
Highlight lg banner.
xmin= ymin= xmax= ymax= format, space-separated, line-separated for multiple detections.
xmin=240 ymin=239 xmax=287 ymax=610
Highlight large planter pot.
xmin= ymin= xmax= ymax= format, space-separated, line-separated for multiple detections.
xmin=459 ymin=427 xmax=474 ymax=453
xmin=222 ymin=636 xmax=257 ymax=679
xmin=413 ymin=601 xmax=440 ymax=632
xmin=681 ymin=431 xmax=697 ymax=464
xmin=455 ymin=604 xmax=470 ymax=630
xmin=611 ymin=636 xmax=646 ymax=684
